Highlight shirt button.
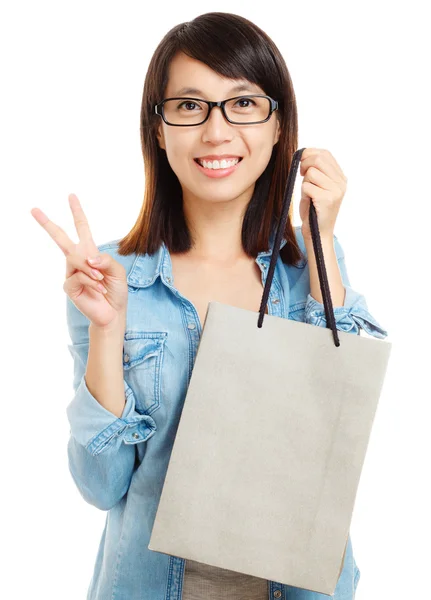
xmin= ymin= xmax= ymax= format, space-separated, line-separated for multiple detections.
xmin=187 ymin=323 xmax=196 ymax=330
xmin=124 ymin=354 xmax=130 ymax=362
xmin=273 ymin=591 xmax=282 ymax=598
xmin=132 ymin=432 xmax=140 ymax=439
xmin=166 ymin=277 xmax=172 ymax=283
xmin=272 ymin=298 xmax=280 ymax=304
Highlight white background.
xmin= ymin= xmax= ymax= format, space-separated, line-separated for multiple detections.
xmin=2 ymin=1 xmax=430 ymax=598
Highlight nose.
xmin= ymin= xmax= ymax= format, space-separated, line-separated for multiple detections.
xmin=201 ymin=105 xmax=233 ymax=143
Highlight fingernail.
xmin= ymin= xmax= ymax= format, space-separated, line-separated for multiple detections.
xmin=88 ymin=256 xmax=101 ymax=264
xmin=91 ymin=268 xmax=104 ymax=280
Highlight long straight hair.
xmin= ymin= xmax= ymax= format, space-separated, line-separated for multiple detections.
xmin=117 ymin=11 xmax=304 ymax=266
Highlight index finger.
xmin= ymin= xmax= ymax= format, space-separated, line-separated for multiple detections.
xmin=69 ymin=193 xmax=95 ymax=244
xmin=30 ymin=207 xmax=74 ymax=256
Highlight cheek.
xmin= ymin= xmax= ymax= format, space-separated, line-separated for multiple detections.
xmin=251 ymin=136 xmax=276 ymax=167
xmin=248 ymin=128 xmax=275 ymax=156
xmin=164 ymin=136 xmax=195 ymax=170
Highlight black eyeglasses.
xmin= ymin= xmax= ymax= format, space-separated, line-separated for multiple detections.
xmin=154 ymin=94 xmax=278 ymax=126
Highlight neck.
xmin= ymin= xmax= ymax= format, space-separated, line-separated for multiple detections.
xmin=180 ymin=187 xmax=255 ymax=264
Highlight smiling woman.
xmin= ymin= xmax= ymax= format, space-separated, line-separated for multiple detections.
xmin=56 ymin=10 xmax=372 ymax=600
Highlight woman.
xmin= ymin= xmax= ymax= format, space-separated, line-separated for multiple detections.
xmin=31 ymin=11 xmax=387 ymax=600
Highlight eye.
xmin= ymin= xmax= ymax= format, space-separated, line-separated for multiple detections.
xmin=177 ymin=100 xmax=203 ymax=111
xmin=234 ymin=97 xmax=257 ymax=108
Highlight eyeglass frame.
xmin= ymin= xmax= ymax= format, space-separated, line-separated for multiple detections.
xmin=154 ymin=94 xmax=279 ymax=126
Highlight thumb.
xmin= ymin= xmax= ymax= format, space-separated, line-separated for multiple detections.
xmin=86 ymin=252 xmax=126 ymax=279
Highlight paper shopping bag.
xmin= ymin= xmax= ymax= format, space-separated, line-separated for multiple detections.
xmin=148 ymin=148 xmax=392 ymax=596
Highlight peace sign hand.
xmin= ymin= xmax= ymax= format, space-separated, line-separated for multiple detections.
xmin=31 ymin=194 xmax=128 ymax=330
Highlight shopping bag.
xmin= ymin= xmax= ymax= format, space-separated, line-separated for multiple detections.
xmin=148 ymin=147 xmax=392 ymax=596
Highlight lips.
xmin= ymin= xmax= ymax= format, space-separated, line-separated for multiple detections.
xmin=193 ymin=156 xmax=243 ymax=178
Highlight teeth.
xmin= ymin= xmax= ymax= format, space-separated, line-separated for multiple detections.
xmin=197 ymin=158 xmax=240 ymax=169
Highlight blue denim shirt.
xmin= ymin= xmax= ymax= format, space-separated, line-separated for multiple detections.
xmin=66 ymin=226 xmax=388 ymax=600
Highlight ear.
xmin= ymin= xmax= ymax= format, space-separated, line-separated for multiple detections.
xmin=156 ymin=123 xmax=166 ymax=151
xmin=274 ymin=117 xmax=281 ymax=146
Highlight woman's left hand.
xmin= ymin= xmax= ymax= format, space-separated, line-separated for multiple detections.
xmin=299 ymin=148 xmax=347 ymax=241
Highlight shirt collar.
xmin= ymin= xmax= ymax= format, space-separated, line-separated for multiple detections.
xmin=126 ymin=231 xmax=292 ymax=289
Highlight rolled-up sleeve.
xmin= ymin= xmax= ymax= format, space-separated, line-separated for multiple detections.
xmin=304 ymin=235 xmax=388 ymax=339
xmin=65 ymin=295 xmax=156 ymax=510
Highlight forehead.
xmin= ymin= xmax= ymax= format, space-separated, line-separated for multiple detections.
xmin=165 ymin=52 xmax=265 ymax=97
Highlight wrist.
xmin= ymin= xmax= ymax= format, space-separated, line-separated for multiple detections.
xmin=90 ymin=313 xmax=126 ymax=337
xmin=302 ymin=228 xmax=334 ymax=246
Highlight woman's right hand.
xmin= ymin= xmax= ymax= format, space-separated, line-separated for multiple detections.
xmin=30 ymin=193 xmax=129 ymax=330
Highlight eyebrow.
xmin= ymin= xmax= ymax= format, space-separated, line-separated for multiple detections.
xmin=172 ymin=83 xmax=261 ymax=97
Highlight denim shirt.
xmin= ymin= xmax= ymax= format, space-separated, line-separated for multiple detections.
xmin=66 ymin=226 xmax=388 ymax=600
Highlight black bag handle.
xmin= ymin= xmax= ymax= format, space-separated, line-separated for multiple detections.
xmin=257 ymin=147 xmax=341 ymax=347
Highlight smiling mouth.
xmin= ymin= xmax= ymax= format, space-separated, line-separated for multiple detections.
xmin=193 ymin=157 xmax=243 ymax=167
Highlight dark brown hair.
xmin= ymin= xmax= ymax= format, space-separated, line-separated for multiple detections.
xmin=117 ymin=11 xmax=303 ymax=266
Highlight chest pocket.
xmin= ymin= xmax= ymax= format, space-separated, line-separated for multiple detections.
xmin=122 ymin=331 xmax=168 ymax=415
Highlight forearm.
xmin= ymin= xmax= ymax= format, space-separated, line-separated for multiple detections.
xmin=303 ymin=233 xmax=346 ymax=308
xmin=86 ymin=315 xmax=127 ymax=419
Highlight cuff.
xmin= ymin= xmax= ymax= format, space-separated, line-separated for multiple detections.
xmin=304 ymin=285 xmax=388 ymax=339
xmin=66 ymin=375 xmax=157 ymax=456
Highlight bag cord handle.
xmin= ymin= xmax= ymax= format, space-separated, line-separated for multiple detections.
xmin=257 ymin=147 xmax=341 ymax=348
